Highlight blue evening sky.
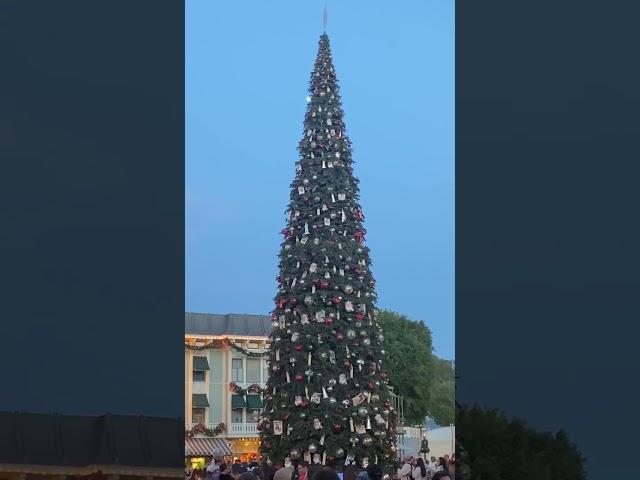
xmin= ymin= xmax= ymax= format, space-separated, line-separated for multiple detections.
xmin=186 ymin=0 xmax=455 ymax=359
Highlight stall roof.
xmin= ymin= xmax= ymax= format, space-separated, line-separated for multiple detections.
xmin=184 ymin=437 xmax=232 ymax=457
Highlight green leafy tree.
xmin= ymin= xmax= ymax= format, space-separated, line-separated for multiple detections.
xmin=456 ymin=406 xmax=586 ymax=480
xmin=377 ymin=310 xmax=454 ymax=426
xmin=259 ymin=34 xmax=397 ymax=472
xmin=428 ymin=357 xmax=455 ymax=425
xmin=377 ymin=311 xmax=433 ymax=425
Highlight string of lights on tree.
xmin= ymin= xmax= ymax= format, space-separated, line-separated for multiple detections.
xmin=258 ymin=33 xmax=397 ymax=473
xmin=185 ymin=338 xmax=269 ymax=357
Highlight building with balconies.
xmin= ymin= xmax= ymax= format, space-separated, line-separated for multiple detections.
xmin=184 ymin=313 xmax=271 ymax=465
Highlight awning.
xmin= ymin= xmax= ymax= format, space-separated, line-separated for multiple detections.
xmin=246 ymin=395 xmax=263 ymax=409
xmin=231 ymin=394 xmax=246 ymax=408
xmin=193 ymin=356 xmax=210 ymax=371
xmin=192 ymin=393 xmax=209 ymax=407
xmin=185 ymin=437 xmax=232 ymax=457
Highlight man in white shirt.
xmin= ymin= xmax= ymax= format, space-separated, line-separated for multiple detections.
xmin=397 ymin=457 xmax=413 ymax=480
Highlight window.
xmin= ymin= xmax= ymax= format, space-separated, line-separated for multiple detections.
xmin=192 ymin=407 xmax=205 ymax=424
xmin=193 ymin=370 xmax=206 ymax=382
xmin=232 ymin=359 xmax=244 ymax=382
xmin=247 ymin=409 xmax=261 ymax=423
xmin=263 ymin=361 xmax=269 ymax=383
xmin=246 ymin=358 xmax=261 ymax=383
xmin=231 ymin=409 xmax=243 ymax=424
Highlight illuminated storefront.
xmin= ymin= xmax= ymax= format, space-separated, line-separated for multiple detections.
xmin=229 ymin=438 xmax=260 ymax=463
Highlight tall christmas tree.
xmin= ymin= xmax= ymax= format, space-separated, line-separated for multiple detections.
xmin=258 ymin=33 xmax=397 ymax=472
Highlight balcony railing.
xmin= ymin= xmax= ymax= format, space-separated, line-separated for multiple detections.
xmin=230 ymin=423 xmax=258 ymax=435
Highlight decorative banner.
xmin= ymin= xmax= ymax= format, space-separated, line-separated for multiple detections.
xmin=273 ymin=421 xmax=283 ymax=436
xmin=352 ymin=393 xmax=366 ymax=406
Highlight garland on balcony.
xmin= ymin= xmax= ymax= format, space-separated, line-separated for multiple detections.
xmin=185 ymin=422 xmax=226 ymax=438
xmin=227 ymin=340 xmax=269 ymax=357
xmin=229 ymin=381 xmax=267 ymax=395
xmin=185 ymin=338 xmax=269 ymax=357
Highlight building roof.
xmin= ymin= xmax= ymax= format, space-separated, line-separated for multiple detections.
xmin=185 ymin=312 xmax=272 ymax=338
xmin=0 ymin=411 xmax=182 ymax=471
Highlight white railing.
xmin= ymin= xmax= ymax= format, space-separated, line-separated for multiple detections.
xmin=229 ymin=423 xmax=258 ymax=435
xmin=403 ymin=426 xmax=423 ymax=438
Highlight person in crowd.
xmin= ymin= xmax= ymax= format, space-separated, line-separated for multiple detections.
xmin=273 ymin=460 xmax=294 ymax=480
xmin=344 ymin=464 xmax=361 ymax=480
xmin=238 ymin=472 xmax=258 ymax=480
xmin=412 ymin=458 xmax=428 ymax=480
xmin=297 ymin=461 xmax=309 ymax=480
xmin=260 ymin=462 xmax=275 ymax=480
xmin=365 ymin=463 xmax=383 ymax=480
xmin=306 ymin=463 xmax=322 ymax=480
xmin=397 ymin=457 xmax=413 ymax=480
xmin=310 ymin=467 xmax=339 ymax=480
xmin=437 ymin=458 xmax=448 ymax=474
xmin=208 ymin=460 xmax=221 ymax=480
xmin=429 ymin=458 xmax=438 ymax=473
xmin=231 ymin=463 xmax=245 ymax=480
xmin=431 ymin=472 xmax=450 ymax=480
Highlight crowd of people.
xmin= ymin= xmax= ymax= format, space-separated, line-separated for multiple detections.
xmin=185 ymin=454 xmax=455 ymax=480
xmin=396 ymin=455 xmax=454 ymax=480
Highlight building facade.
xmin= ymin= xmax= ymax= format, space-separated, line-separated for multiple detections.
xmin=184 ymin=313 xmax=271 ymax=464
